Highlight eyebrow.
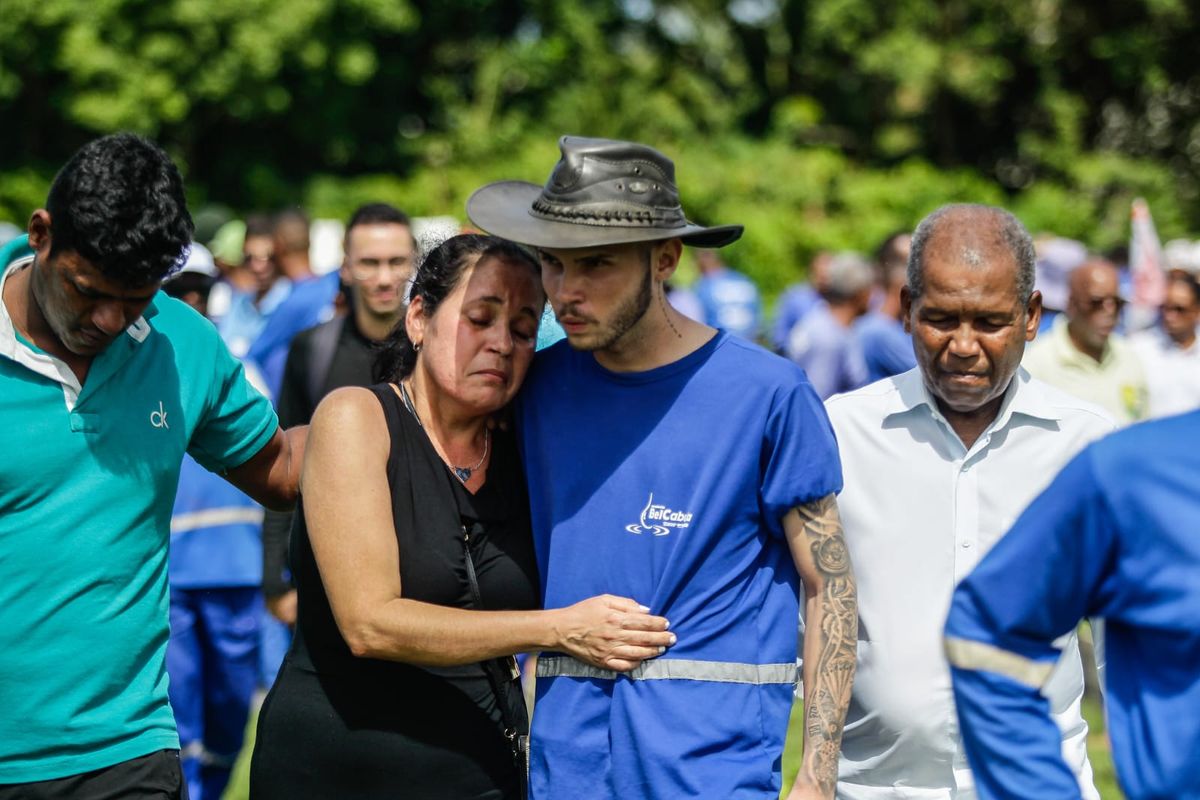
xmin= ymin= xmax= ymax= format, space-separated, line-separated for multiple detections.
xmin=70 ymin=275 xmax=158 ymax=301
xmin=576 ymin=253 xmax=615 ymax=267
xmin=471 ymin=295 xmax=540 ymax=319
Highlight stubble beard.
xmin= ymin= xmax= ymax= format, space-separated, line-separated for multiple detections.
xmin=570 ymin=264 xmax=653 ymax=352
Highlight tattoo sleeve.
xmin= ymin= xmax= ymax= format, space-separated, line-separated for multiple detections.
xmin=793 ymin=494 xmax=858 ymax=798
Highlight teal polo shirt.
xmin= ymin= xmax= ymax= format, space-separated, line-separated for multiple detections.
xmin=0 ymin=238 xmax=278 ymax=782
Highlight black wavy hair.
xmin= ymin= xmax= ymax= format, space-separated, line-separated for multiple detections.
xmin=46 ymin=132 xmax=194 ymax=287
xmin=373 ymin=233 xmax=541 ymax=383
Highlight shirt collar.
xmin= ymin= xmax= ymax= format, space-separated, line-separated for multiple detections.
xmin=885 ymin=365 xmax=1062 ymax=433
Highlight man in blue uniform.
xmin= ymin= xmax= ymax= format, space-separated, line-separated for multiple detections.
xmin=468 ymin=136 xmax=857 ymax=800
xmin=0 ymin=134 xmax=304 ymax=798
xmin=945 ymin=411 xmax=1200 ymax=800
xmin=692 ymin=248 xmax=764 ymax=341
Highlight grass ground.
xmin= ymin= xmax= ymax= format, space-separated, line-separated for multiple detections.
xmin=779 ymin=697 xmax=1124 ymax=798
xmin=225 ymin=695 xmax=1125 ymax=799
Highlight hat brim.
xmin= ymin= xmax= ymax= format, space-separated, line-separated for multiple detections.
xmin=467 ymin=181 xmax=743 ymax=250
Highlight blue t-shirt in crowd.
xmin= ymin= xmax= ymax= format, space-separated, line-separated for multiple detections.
xmin=217 ymin=277 xmax=292 ymax=359
xmin=516 ymin=332 xmax=842 ymax=799
xmin=784 ymin=300 xmax=869 ymax=399
xmin=945 ymin=410 xmax=1200 ymax=800
xmin=771 ymin=283 xmax=820 ymax=352
xmin=854 ymin=311 xmax=916 ymax=383
xmin=246 ymin=271 xmax=340 ymax=399
xmin=693 ymin=266 xmax=763 ymax=341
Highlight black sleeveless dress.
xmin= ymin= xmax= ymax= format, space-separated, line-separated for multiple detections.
xmin=250 ymin=384 xmax=539 ymax=799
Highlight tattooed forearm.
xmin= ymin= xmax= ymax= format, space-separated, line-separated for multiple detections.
xmin=793 ymin=494 xmax=858 ymax=798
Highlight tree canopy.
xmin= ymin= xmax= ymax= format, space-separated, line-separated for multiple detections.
xmin=2 ymin=0 xmax=1194 ymax=292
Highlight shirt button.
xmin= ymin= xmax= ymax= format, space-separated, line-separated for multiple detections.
xmin=960 ymin=541 xmax=972 ymax=549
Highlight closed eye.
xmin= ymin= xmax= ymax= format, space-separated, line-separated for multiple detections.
xmin=923 ymin=315 xmax=957 ymax=330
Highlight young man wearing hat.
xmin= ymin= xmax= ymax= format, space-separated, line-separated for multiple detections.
xmin=468 ymin=136 xmax=856 ymax=800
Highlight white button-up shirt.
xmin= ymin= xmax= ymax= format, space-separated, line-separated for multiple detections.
xmin=1130 ymin=327 xmax=1200 ymax=418
xmin=823 ymin=367 xmax=1114 ymax=800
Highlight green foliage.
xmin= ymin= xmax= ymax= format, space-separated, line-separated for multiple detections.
xmin=1 ymin=0 xmax=1197 ymax=295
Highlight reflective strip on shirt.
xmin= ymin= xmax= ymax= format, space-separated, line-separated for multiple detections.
xmin=537 ymin=655 xmax=798 ymax=685
xmin=944 ymin=636 xmax=1055 ymax=689
xmin=170 ymin=506 xmax=265 ymax=534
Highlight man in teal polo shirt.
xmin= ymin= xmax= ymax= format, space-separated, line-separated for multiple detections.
xmin=0 ymin=133 xmax=304 ymax=798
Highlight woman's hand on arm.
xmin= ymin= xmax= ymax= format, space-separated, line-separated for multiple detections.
xmin=303 ymin=388 xmax=675 ymax=670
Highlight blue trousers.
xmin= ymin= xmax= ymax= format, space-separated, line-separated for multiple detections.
xmin=167 ymin=587 xmax=262 ymax=800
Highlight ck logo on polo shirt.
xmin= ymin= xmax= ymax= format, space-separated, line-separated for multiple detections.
xmin=625 ymin=493 xmax=693 ymax=537
xmin=150 ymin=401 xmax=169 ymax=429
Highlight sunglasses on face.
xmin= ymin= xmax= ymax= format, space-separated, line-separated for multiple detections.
xmin=1085 ymin=296 xmax=1125 ymax=313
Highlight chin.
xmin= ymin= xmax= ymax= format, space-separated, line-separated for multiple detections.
xmin=367 ymin=299 xmax=402 ymax=315
xmin=64 ymin=336 xmax=105 ymax=356
xmin=937 ymin=386 xmax=996 ymax=412
xmin=564 ymin=332 xmax=603 ymax=352
xmin=464 ymin=386 xmax=512 ymax=412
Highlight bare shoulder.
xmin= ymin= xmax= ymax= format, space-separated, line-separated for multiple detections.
xmin=308 ymin=386 xmax=391 ymax=457
xmin=312 ymin=386 xmax=386 ymax=427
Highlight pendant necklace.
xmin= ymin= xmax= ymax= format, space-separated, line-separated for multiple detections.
xmin=398 ymin=381 xmax=490 ymax=484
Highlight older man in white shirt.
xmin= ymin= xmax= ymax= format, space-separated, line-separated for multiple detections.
xmin=823 ymin=204 xmax=1112 ymax=800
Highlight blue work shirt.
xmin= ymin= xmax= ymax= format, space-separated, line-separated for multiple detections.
xmin=170 ymin=455 xmax=264 ymax=589
xmin=945 ymin=411 xmax=1200 ymax=800
xmin=693 ymin=266 xmax=764 ymax=341
xmin=517 ymin=333 xmax=842 ymax=799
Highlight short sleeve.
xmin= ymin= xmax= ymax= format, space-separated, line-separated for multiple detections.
xmin=760 ymin=377 xmax=843 ymax=536
xmin=188 ymin=336 xmax=279 ymax=474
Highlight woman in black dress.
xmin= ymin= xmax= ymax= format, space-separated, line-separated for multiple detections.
xmin=250 ymin=235 xmax=673 ymax=799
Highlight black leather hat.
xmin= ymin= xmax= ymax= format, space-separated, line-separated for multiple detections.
xmin=466 ymin=136 xmax=743 ymax=249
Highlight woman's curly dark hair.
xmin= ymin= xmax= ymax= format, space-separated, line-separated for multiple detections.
xmin=373 ymin=234 xmax=541 ymax=383
xmin=46 ymin=132 xmax=194 ymax=287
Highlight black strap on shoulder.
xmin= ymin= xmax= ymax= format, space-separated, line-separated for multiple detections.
xmin=306 ymin=315 xmax=346 ymax=411
xmin=461 ymin=520 xmax=529 ymax=794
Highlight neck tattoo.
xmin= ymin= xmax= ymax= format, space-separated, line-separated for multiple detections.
xmin=659 ymin=289 xmax=683 ymax=339
xmin=398 ymin=380 xmax=490 ymax=484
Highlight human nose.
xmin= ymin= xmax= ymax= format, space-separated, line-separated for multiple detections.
xmin=92 ymin=300 xmax=128 ymax=335
xmin=947 ymin=324 xmax=981 ymax=359
xmin=487 ymin=321 xmax=514 ymax=355
xmin=555 ymin=264 xmax=589 ymax=302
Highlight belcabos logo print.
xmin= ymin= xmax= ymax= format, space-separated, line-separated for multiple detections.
xmin=625 ymin=493 xmax=693 ymax=537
